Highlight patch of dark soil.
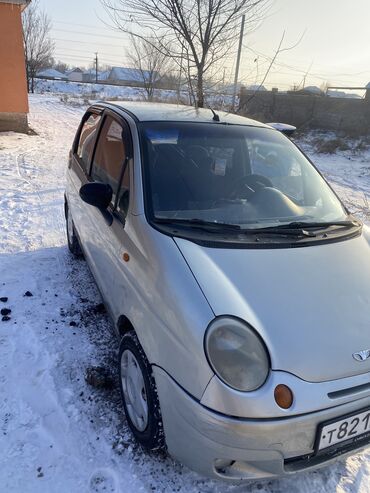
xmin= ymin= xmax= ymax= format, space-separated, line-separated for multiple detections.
xmin=85 ymin=366 xmax=114 ymax=389
xmin=1 ymin=308 xmax=11 ymax=316
xmin=24 ymin=291 xmax=33 ymax=297
xmin=91 ymin=303 xmax=106 ymax=315
xmin=0 ymin=297 xmax=8 ymax=303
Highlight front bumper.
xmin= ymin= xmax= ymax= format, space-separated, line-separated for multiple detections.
xmin=153 ymin=367 xmax=370 ymax=481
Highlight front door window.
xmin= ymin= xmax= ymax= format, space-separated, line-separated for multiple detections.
xmin=91 ymin=116 xmax=126 ymax=206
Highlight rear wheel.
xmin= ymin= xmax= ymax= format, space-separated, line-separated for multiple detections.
xmin=119 ymin=331 xmax=166 ymax=452
xmin=66 ymin=205 xmax=83 ymax=257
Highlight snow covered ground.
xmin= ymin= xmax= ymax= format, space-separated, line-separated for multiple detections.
xmin=1 ymin=94 xmax=370 ymax=493
xmin=34 ymin=79 xmax=234 ymax=109
xmin=35 ymin=78 xmax=179 ymax=101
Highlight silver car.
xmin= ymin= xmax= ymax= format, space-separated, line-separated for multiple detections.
xmin=65 ymin=101 xmax=370 ymax=482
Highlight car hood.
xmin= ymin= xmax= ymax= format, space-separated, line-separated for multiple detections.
xmin=174 ymin=229 xmax=370 ymax=382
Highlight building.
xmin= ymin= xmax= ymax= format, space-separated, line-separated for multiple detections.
xmin=0 ymin=0 xmax=30 ymax=132
xmin=288 ymin=86 xmax=325 ymax=96
xmin=67 ymin=68 xmax=84 ymax=82
xmin=107 ymin=67 xmax=158 ymax=87
xmin=366 ymin=83 xmax=370 ymax=101
xmin=82 ymin=69 xmax=110 ymax=83
xmin=36 ymin=68 xmax=67 ymax=80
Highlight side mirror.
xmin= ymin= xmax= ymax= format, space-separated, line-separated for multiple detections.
xmin=267 ymin=122 xmax=296 ymax=137
xmin=79 ymin=182 xmax=113 ymax=210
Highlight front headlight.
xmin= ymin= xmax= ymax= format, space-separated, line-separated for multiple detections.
xmin=205 ymin=317 xmax=270 ymax=392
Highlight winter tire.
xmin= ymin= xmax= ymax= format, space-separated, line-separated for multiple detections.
xmin=119 ymin=330 xmax=166 ymax=452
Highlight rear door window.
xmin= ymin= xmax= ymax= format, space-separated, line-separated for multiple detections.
xmin=91 ymin=115 xmax=126 ymax=206
xmin=77 ymin=113 xmax=101 ymax=171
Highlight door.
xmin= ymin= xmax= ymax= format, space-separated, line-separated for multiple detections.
xmin=67 ymin=110 xmax=103 ymax=244
xmin=82 ymin=111 xmax=133 ymax=319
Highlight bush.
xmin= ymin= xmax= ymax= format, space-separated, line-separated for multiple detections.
xmin=315 ymin=138 xmax=350 ymax=154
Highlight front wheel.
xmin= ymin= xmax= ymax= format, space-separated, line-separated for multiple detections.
xmin=119 ymin=331 xmax=166 ymax=452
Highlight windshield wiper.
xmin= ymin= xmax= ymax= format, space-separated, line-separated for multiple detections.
xmin=274 ymin=220 xmax=361 ymax=229
xmin=154 ymin=217 xmax=241 ymax=231
xmin=243 ymin=226 xmax=317 ymax=237
xmin=242 ymin=219 xmax=361 ymax=237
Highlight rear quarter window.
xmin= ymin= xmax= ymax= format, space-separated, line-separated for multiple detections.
xmin=76 ymin=113 xmax=102 ymax=171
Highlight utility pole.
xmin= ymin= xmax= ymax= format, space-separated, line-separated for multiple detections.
xmin=95 ymin=52 xmax=99 ymax=84
xmin=177 ymin=45 xmax=184 ymax=104
xmin=232 ymin=14 xmax=245 ymax=111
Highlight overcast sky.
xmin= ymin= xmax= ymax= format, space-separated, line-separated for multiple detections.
xmin=39 ymin=0 xmax=370 ymax=91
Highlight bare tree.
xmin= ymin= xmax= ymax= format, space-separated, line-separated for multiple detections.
xmin=102 ymin=0 xmax=270 ymax=108
xmin=22 ymin=0 xmax=54 ymax=93
xmin=126 ymin=36 xmax=171 ymax=101
xmin=240 ymin=30 xmax=305 ymax=109
xmin=53 ymin=60 xmax=70 ymax=74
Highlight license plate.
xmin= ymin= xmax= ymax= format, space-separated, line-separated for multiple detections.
xmin=317 ymin=408 xmax=370 ymax=451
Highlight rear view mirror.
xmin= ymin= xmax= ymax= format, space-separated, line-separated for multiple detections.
xmin=79 ymin=182 xmax=113 ymax=210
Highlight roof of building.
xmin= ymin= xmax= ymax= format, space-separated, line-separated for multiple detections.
xmin=109 ymin=67 xmax=158 ymax=82
xmin=67 ymin=68 xmax=84 ymax=74
xmin=37 ymin=68 xmax=66 ymax=79
xmin=103 ymin=101 xmax=267 ymax=127
xmin=302 ymin=86 xmax=324 ymax=95
xmin=99 ymin=70 xmax=110 ymax=81
xmin=366 ymin=82 xmax=370 ymax=89
xmin=83 ymin=69 xmax=110 ymax=81
xmin=245 ymin=84 xmax=267 ymax=92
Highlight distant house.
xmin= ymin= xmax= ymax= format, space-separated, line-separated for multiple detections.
xmin=327 ymin=90 xmax=362 ymax=100
xmin=107 ymin=67 xmax=159 ymax=87
xmin=67 ymin=68 xmax=84 ymax=82
xmin=220 ymin=83 xmax=243 ymax=95
xmin=99 ymin=70 xmax=110 ymax=82
xmin=37 ymin=68 xmax=67 ymax=81
xmin=82 ymin=69 xmax=97 ymax=83
xmin=303 ymin=86 xmax=324 ymax=96
xmin=82 ymin=69 xmax=111 ymax=83
xmin=0 ymin=0 xmax=30 ymax=132
xmin=291 ymin=86 xmax=325 ymax=96
xmin=246 ymin=84 xmax=267 ymax=92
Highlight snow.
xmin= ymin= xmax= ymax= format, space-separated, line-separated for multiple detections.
xmin=109 ymin=67 xmax=158 ymax=83
xmin=36 ymin=69 xmax=67 ymax=80
xmin=302 ymin=86 xmax=324 ymax=95
xmin=33 ymin=79 xmax=235 ymax=108
xmin=34 ymin=79 xmax=181 ymax=103
xmin=1 ymin=94 xmax=370 ymax=492
xmin=327 ymin=90 xmax=362 ymax=99
xmin=246 ymin=84 xmax=267 ymax=91
xmin=266 ymin=122 xmax=297 ymax=132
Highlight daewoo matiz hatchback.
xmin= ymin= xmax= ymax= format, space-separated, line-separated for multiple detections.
xmin=65 ymin=101 xmax=370 ymax=482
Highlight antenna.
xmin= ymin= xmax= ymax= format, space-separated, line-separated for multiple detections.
xmin=210 ymin=108 xmax=220 ymax=122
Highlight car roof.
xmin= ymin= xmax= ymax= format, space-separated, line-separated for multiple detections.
xmin=100 ymin=101 xmax=268 ymax=128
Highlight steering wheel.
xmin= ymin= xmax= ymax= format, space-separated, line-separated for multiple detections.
xmin=228 ymin=174 xmax=273 ymax=199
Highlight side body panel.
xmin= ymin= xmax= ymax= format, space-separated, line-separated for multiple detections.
xmin=65 ymin=108 xmax=215 ymax=398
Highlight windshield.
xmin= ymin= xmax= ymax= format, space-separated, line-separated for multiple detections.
xmin=140 ymin=122 xmax=347 ymax=229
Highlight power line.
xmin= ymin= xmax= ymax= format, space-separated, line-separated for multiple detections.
xmin=53 ymin=20 xmax=120 ymax=31
xmin=52 ymin=37 xmax=126 ymax=49
xmin=53 ymin=46 xmax=125 ymax=61
xmin=52 ymin=28 xmax=130 ymax=40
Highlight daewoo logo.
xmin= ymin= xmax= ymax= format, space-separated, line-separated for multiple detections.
xmin=353 ymin=350 xmax=370 ymax=362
